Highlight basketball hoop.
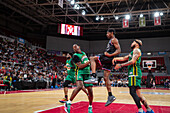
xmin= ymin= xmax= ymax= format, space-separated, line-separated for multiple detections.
xmin=142 ymin=60 xmax=156 ymax=70
xmin=147 ymin=65 xmax=152 ymax=70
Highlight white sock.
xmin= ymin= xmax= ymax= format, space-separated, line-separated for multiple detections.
xmin=138 ymin=109 xmax=143 ymax=112
xmin=147 ymin=108 xmax=152 ymax=111
xmin=67 ymin=100 xmax=71 ymax=104
xmin=89 ymin=105 xmax=92 ymax=107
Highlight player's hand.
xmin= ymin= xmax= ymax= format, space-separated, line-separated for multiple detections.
xmin=104 ymin=52 xmax=112 ymax=57
xmin=114 ymin=64 xmax=121 ymax=70
xmin=112 ymin=58 xmax=117 ymax=65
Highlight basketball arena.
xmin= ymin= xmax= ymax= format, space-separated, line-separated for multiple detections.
xmin=0 ymin=0 xmax=170 ymax=113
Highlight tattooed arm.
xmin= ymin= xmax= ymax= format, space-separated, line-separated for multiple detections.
xmin=114 ymin=49 xmax=141 ymax=70
xmin=112 ymin=54 xmax=130 ymax=65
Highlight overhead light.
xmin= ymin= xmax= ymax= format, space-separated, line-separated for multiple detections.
xmin=70 ymin=0 xmax=75 ymax=5
xmin=154 ymin=12 xmax=159 ymax=17
xmin=140 ymin=14 xmax=143 ymax=18
xmin=82 ymin=10 xmax=86 ymax=15
xmin=125 ymin=15 xmax=130 ymax=19
xmin=74 ymin=4 xmax=79 ymax=9
xmin=101 ymin=16 xmax=104 ymax=21
xmin=96 ymin=16 xmax=100 ymax=21
xmin=115 ymin=16 xmax=119 ymax=20
xmin=160 ymin=12 xmax=163 ymax=16
xmin=147 ymin=53 xmax=151 ymax=56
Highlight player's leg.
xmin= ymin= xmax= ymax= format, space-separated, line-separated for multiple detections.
xmin=104 ymin=70 xmax=116 ymax=106
xmin=84 ymin=56 xmax=101 ymax=84
xmin=82 ymin=86 xmax=89 ymax=96
xmin=70 ymin=81 xmax=84 ymax=101
xmin=86 ymin=86 xmax=93 ymax=113
xmin=59 ymin=80 xmax=71 ymax=103
xmin=104 ymin=70 xmax=111 ymax=92
xmin=129 ymin=86 xmax=145 ymax=113
xmin=84 ymin=74 xmax=94 ymax=113
xmin=65 ymin=80 xmax=84 ymax=113
xmin=90 ymin=56 xmax=99 ymax=74
xmin=136 ymin=89 xmax=154 ymax=113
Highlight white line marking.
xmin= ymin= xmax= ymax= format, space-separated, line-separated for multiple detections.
xmin=34 ymin=101 xmax=81 ymax=113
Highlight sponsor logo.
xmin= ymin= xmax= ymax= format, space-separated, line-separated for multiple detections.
xmin=128 ymin=75 xmax=137 ymax=77
xmin=81 ymin=55 xmax=88 ymax=61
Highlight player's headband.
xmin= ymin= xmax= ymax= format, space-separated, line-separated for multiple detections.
xmin=135 ymin=40 xmax=142 ymax=46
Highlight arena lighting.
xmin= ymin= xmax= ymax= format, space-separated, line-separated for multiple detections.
xmin=74 ymin=4 xmax=79 ymax=9
xmin=154 ymin=12 xmax=159 ymax=17
xmin=96 ymin=16 xmax=100 ymax=21
xmin=70 ymin=0 xmax=75 ymax=5
xmin=100 ymin=16 xmax=104 ymax=21
xmin=82 ymin=10 xmax=86 ymax=15
xmin=115 ymin=16 xmax=119 ymax=20
xmin=125 ymin=15 xmax=130 ymax=19
xmin=147 ymin=53 xmax=152 ymax=56
xmin=160 ymin=12 xmax=163 ymax=16
xmin=140 ymin=14 xmax=143 ymax=18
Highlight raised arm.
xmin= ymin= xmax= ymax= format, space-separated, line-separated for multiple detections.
xmin=114 ymin=49 xmax=141 ymax=70
xmin=112 ymin=54 xmax=130 ymax=65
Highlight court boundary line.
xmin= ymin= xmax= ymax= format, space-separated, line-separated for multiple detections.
xmin=34 ymin=101 xmax=81 ymax=113
xmin=1 ymin=87 xmax=169 ymax=95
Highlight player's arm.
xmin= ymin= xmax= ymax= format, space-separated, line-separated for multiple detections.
xmin=72 ymin=55 xmax=90 ymax=69
xmin=105 ymin=38 xmax=121 ymax=57
xmin=115 ymin=49 xmax=140 ymax=70
xmin=112 ymin=54 xmax=130 ymax=65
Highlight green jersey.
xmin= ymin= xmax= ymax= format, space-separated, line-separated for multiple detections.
xmin=72 ymin=51 xmax=90 ymax=74
xmin=66 ymin=58 xmax=76 ymax=75
xmin=128 ymin=49 xmax=142 ymax=87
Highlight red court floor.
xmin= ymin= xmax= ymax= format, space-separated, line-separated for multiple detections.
xmin=36 ymin=101 xmax=170 ymax=113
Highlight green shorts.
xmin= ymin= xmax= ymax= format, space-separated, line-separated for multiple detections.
xmin=65 ymin=75 xmax=76 ymax=84
xmin=76 ymin=74 xmax=93 ymax=87
xmin=128 ymin=75 xmax=141 ymax=87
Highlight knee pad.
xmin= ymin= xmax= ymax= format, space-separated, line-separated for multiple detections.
xmin=130 ymin=87 xmax=137 ymax=97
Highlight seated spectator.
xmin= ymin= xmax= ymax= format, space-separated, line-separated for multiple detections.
xmin=99 ymin=78 xmax=105 ymax=86
xmin=3 ymin=72 xmax=12 ymax=90
xmin=164 ymin=79 xmax=169 ymax=88
xmin=113 ymin=80 xmax=117 ymax=87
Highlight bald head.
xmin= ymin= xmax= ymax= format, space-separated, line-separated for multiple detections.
xmin=131 ymin=39 xmax=142 ymax=49
xmin=73 ymin=44 xmax=81 ymax=53
xmin=135 ymin=39 xmax=142 ymax=46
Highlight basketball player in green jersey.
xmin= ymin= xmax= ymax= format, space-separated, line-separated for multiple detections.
xmin=65 ymin=44 xmax=93 ymax=113
xmin=59 ymin=53 xmax=88 ymax=103
xmin=112 ymin=39 xmax=154 ymax=113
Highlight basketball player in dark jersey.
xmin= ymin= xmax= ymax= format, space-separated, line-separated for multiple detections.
xmin=85 ymin=29 xmax=121 ymax=106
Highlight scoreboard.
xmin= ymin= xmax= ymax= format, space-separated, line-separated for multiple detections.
xmin=59 ymin=24 xmax=83 ymax=36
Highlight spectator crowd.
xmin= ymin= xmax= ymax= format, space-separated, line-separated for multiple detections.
xmin=0 ymin=37 xmax=66 ymax=90
xmin=0 ymin=36 xmax=169 ymax=91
